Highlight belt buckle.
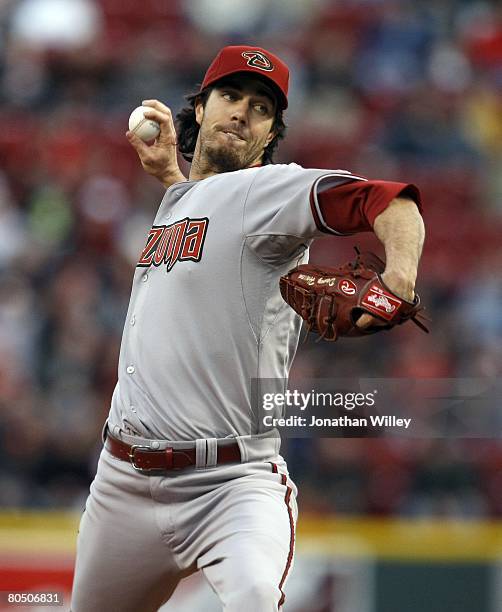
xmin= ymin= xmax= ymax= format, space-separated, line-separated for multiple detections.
xmin=128 ymin=444 xmax=174 ymax=473
xmin=128 ymin=444 xmax=156 ymax=472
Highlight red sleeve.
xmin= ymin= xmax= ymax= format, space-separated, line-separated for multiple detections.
xmin=312 ymin=179 xmax=422 ymax=235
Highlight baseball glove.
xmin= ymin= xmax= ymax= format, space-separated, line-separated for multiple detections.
xmin=279 ymin=248 xmax=428 ymax=342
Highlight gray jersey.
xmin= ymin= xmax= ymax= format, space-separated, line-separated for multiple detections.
xmin=108 ymin=163 xmax=366 ymax=440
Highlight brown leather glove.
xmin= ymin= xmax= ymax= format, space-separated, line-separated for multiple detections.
xmin=279 ymin=249 xmax=428 ymax=342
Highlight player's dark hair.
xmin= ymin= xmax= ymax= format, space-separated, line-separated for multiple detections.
xmin=175 ymin=84 xmax=286 ymax=165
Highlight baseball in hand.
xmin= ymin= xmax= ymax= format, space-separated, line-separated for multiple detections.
xmin=128 ymin=106 xmax=161 ymax=141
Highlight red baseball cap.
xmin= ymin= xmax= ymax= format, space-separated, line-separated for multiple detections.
xmin=200 ymin=45 xmax=289 ymax=110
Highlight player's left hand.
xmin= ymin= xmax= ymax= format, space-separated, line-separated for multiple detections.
xmin=356 ymin=269 xmax=415 ymax=329
xmin=126 ymin=99 xmax=187 ymax=188
xmin=280 ymin=250 xmax=427 ymax=341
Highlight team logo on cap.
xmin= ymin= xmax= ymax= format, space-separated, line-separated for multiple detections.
xmin=241 ymin=51 xmax=274 ymax=72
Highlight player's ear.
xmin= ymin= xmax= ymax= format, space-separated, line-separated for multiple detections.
xmin=265 ymin=129 xmax=276 ymax=146
xmin=195 ymin=97 xmax=204 ymax=126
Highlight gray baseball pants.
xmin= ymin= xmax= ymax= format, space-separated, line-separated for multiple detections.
xmin=70 ymin=433 xmax=297 ymax=611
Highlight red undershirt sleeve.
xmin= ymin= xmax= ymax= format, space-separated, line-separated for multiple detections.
xmin=312 ymin=179 xmax=423 ymax=235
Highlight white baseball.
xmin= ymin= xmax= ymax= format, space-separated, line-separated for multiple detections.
xmin=128 ymin=106 xmax=160 ymax=141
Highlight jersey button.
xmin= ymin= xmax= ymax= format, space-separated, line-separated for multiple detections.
xmin=126 ymin=365 xmax=135 ymax=374
xmin=130 ymin=315 xmax=136 ymax=326
xmin=142 ymin=273 xmax=148 ymax=283
xmin=130 ymin=405 xmax=137 ymax=413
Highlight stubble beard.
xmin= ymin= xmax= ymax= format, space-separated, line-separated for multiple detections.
xmin=200 ymin=127 xmax=261 ymax=173
xmin=205 ymin=141 xmax=244 ymax=173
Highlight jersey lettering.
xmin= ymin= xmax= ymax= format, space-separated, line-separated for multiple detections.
xmin=138 ymin=217 xmax=209 ymax=272
xmin=165 ymin=219 xmax=188 ymax=271
xmin=153 ymin=225 xmax=172 ymax=266
xmin=137 ymin=227 xmax=164 ymax=266
xmin=181 ymin=219 xmax=209 ymax=260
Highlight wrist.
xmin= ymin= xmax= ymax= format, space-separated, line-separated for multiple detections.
xmin=160 ymin=167 xmax=187 ymax=188
xmin=381 ymin=270 xmax=416 ymax=302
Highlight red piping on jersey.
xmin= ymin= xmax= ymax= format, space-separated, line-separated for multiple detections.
xmin=270 ymin=462 xmax=295 ymax=609
xmin=309 ymin=183 xmax=324 ymax=232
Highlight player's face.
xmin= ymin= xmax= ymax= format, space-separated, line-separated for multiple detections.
xmin=195 ymin=75 xmax=277 ymax=173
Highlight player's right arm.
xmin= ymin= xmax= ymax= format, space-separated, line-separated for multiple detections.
xmin=126 ymin=99 xmax=187 ymax=188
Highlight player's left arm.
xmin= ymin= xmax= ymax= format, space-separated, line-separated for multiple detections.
xmin=314 ymin=179 xmax=425 ymax=328
xmin=357 ymin=196 xmax=424 ymax=328
xmin=372 ymin=196 xmax=424 ymax=301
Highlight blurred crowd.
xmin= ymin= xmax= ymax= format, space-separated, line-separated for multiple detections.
xmin=0 ymin=0 xmax=501 ymax=515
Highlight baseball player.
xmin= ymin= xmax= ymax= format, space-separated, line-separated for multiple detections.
xmin=71 ymin=46 xmax=425 ymax=611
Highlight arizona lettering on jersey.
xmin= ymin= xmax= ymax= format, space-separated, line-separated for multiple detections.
xmin=138 ymin=217 xmax=209 ymax=271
